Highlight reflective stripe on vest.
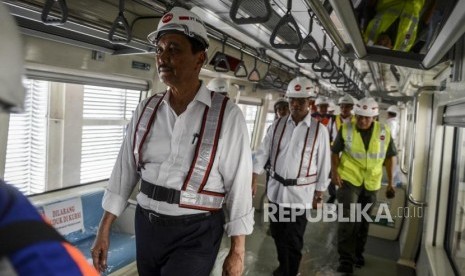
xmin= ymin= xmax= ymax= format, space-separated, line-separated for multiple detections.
xmin=339 ymin=121 xmax=390 ymax=191
xmin=345 ymin=123 xmax=387 ymax=159
xmin=180 ymin=92 xmax=228 ymax=210
xmin=270 ymin=116 xmax=288 ymax=170
xmin=133 ymin=92 xmax=228 ymax=210
xmin=335 ymin=115 xmax=355 ymax=132
xmin=133 ymin=93 xmax=165 ymax=170
xmin=270 ymin=116 xmax=320 ymax=185
xmin=364 ymin=0 xmax=424 ymax=52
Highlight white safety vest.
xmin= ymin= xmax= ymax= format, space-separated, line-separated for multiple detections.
xmin=133 ymin=92 xmax=229 ymax=210
xmin=270 ymin=115 xmax=320 ymax=185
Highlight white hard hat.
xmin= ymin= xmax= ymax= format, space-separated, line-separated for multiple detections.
xmin=147 ymin=7 xmax=209 ymax=48
xmin=207 ymin=77 xmax=228 ymax=93
xmin=387 ymin=105 xmax=399 ymax=114
xmin=338 ymin=94 xmax=355 ymax=105
xmin=0 ymin=3 xmax=25 ymax=113
xmin=355 ymin=97 xmax=379 ymax=117
xmin=286 ymin=77 xmax=317 ymax=98
xmin=315 ymin=96 xmax=330 ymax=106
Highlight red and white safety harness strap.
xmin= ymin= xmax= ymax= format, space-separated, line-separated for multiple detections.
xmin=270 ymin=117 xmax=320 ymax=186
xmin=180 ymin=92 xmax=228 ymax=210
xmin=270 ymin=115 xmax=288 ymax=170
xmin=133 ymin=93 xmax=165 ymax=170
xmin=298 ymin=118 xmax=319 ymax=184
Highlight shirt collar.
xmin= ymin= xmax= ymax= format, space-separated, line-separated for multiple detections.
xmin=287 ymin=112 xmax=312 ymax=127
xmin=162 ymin=81 xmax=211 ymax=107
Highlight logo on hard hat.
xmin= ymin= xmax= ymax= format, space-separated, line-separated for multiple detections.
xmin=380 ymin=135 xmax=385 ymax=141
xmin=294 ymin=84 xmax=301 ymax=91
xmin=162 ymin=13 xmax=173 ymax=23
xmin=363 ymin=105 xmax=368 ymax=110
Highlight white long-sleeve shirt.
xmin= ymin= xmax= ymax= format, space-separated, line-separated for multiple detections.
xmin=386 ymin=117 xmax=398 ymax=143
xmin=102 ymin=83 xmax=254 ymax=236
xmin=253 ymin=113 xmax=331 ymax=206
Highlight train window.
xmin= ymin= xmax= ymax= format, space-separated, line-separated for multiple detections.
xmin=237 ymin=103 xmax=260 ymax=145
xmin=445 ymin=127 xmax=465 ymax=274
xmin=3 ymin=78 xmax=143 ymax=195
xmin=4 ymin=79 xmax=49 ymax=195
xmin=80 ymin=86 xmax=140 ymax=184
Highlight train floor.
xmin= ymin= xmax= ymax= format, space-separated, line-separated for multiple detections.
xmin=211 ymin=206 xmax=414 ymax=276
xmin=115 ymin=180 xmax=415 ymax=276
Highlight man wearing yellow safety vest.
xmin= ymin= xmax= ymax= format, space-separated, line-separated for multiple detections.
xmin=364 ymin=0 xmax=425 ymax=52
xmin=331 ymin=97 xmax=396 ymax=274
xmin=335 ymin=94 xmax=356 ymax=131
xmin=327 ymin=94 xmax=357 ymax=204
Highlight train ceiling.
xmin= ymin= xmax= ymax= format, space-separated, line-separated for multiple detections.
xmin=4 ymin=0 xmax=465 ymax=101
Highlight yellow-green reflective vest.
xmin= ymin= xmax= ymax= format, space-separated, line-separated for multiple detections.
xmin=338 ymin=121 xmax=390 ymax=191
xmin=335 ymin=114 xmax=356 ymax=132
xmin=364 ymin=0 xmax=425 ymax=52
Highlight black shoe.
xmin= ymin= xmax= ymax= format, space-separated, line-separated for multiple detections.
xmin=337 ymin=262 xmax=353 ymax=274
xmin=272 ymin=267 xmax=282 ymax=276
xmin=355 ymin=255 xmax=365 ymax=268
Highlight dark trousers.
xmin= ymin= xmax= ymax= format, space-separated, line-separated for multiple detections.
xmin=327 ymin=181 xmax=337 ymax=203
xmin=135 ymin=205 xmax=224 ymax=276
xmin=269 ymin=203 xmax=308 ymax=276
xmin=336 ymin=181 xmax=377 ymax=265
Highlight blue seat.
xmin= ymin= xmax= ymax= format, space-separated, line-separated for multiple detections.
xmin=36 ymin=190 xmax=136 ymax=274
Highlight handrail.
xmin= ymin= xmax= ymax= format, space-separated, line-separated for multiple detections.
xmin=400 ymin=148 xmax=408 ymax=174
xmin=234 ymin=45 xmax=248 ymax=78
xmin=269 ymin=0 xmax=302 ymax=49
xmin=407 ymin=96 xmax=427 ymax=207
xmin=248 ymin=57 xmax=261 ymax=82
xmin=303 ymin=0 xmax=347 ymax=53
xmin=214 ymin=37 xmax=231 ymax=72
xmin=108 ymin=0 xmax=132 ymax=44
xmin=229 ymin=0 xmax=272 ymax=24
xmin=41 ymin=0 xmax=68 ymax=25
xmin=295 ymin=12 xmax=321 ymax=63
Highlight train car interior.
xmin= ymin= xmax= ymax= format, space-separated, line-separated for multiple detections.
xmin=2 ymin=0 xmax=465 ymax=275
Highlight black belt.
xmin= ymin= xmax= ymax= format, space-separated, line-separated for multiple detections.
xmin=141 ymin=180 xmax=180 ymax=204
xmin=270 ymin=171 xmax=298 ymax=186
xmin=138 ymin=205 xmax=219 ymax=226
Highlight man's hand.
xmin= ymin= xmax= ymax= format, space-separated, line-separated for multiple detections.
xmin=223 ymin=235 xmax=245 ymax=276
xmin=222 ymin=249 xmax=244 ymax=276
xmin=331 ymin=172 xmax=343 ymax=187
xmin=312 ymin=190 xmax=323 ymax=209
xmin=91 ymin=211 xmax=117 ymax=272
xmin=252 ymin=173 xmax=258 ymax=198
xmin=386 ymin=185 xmax=395 ymax=199
xmin=91 ymin=230 xmax=110 ymax=272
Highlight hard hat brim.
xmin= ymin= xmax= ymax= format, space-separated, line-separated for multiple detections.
xmin=147 ymin=23 xmax=209 ymax=48
xmin=286 ymin=93 xmax=316 ymax=99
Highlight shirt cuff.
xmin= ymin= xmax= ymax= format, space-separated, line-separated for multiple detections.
xmin=224 ymin=207 xmax=255 ymax=237
xmin=253 ymin=165 xmax=265 ymax=175
xmin=102 ymin=188 xmax=128 ymax=217
xmin=315 ymin=178 xmax=330 ymax=191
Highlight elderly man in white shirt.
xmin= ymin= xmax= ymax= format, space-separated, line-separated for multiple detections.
xmin=252 ymin=77 xmax=331 ymax=276
xmin=90 ymin=7 xmax=254 ymax=276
